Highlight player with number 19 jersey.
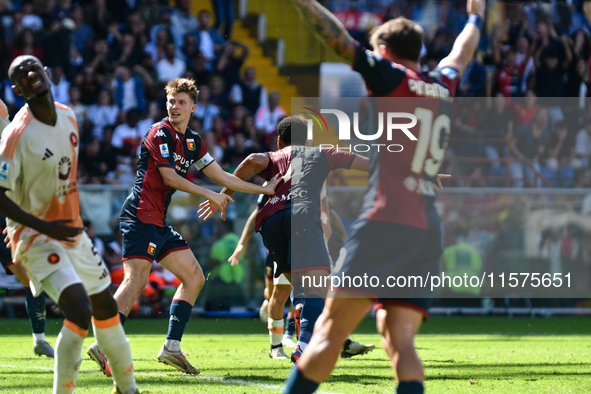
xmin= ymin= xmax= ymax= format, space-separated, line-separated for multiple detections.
xmin=352 ymin=44 xmax=459 ymax=230
xmin=334 ymin=43 xmax=460 ymax=313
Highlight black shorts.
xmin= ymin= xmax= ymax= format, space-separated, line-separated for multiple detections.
xmin=260 ymin=209 xmax=291 ymax=278
xmin=120 ymin=219 xmax=189 ymax=263
xmin=334 ymin=219 xmax=443 ymax=319
xmin=291 ymin=206 xmax=331 ymax=275
xmin=264 ymin=253 xmax=274 ymax=279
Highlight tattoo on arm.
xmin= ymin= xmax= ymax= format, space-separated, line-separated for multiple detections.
xmin=292 ymin=0 xmax=355 ymax=63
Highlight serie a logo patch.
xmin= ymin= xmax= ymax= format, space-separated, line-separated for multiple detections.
xmin=187 ymin=139 xmax=196 ymax=151
xmin=148 ymin=242 xmax=157 ymax=256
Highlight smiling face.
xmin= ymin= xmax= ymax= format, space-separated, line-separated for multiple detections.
xmin=10 ymin=56 xmax=52 ymax=101
xmin=167 ymin=91 xmax=196 ymax=127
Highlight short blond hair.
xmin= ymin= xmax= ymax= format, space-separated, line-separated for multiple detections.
xmin=165 ymin=78 xmax=199 ymax=103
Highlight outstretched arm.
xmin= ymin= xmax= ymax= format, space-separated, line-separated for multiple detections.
xmin=290 ymin=0 xmax=355 ymax=64
xmin=438 ymin=0 xmax=486 ymax=76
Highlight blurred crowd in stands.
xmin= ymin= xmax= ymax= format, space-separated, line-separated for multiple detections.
xmin=0 ymin=0 xmax=283 ymax=190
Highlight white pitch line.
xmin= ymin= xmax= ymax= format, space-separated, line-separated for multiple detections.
xmin=0 ymin=364 xmax=341 ymax=393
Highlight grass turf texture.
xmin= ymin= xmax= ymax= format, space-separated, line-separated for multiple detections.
xmin=0 ymin=317 xmax=590 ymax=393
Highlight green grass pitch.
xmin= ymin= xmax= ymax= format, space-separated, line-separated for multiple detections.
xmin=1 ymin=316 xmax=590 ymax=393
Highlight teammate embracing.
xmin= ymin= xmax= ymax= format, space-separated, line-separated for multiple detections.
xmin=283 ymin=0 xmax=484 ymax=393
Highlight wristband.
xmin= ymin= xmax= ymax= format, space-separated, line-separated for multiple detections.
xmin=467 ymin=14 xmax=484 ymax=32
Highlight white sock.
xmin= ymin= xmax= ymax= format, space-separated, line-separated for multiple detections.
xmin=165 ymin=339 xmax=181 ymax=352
xmin=33 ymin=332 xmax=46 ymax=343
xmin=268 ymin=318 xmax=284 ymax=346
xmin=92 ymin=317 xmax=137 ymax=394
xmin=54 ymin=321 xmax=85 ymax=394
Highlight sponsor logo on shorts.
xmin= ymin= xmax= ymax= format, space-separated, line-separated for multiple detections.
xmin=148 ymin=242 xmax=157 ymax=256
xmin=187 ymin=139 xmax=195 ymax=151
xmin=160 ymin=144 xmax=170 ymax=157
xmin=0 ymin=161 xmax=8 ymax=180
xmin=70 ymin=132 xmax=78 ymax=147
xmin=48 ymin=253 xmax=60 ymax=264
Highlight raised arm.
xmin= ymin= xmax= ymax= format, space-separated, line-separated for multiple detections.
xmin=438 ymin=0 xmax=486 ymax=77
xmin=290 ymin=0 xmax=355 ymax=64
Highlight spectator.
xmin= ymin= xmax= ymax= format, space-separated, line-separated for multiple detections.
xmin=224 ymin=105 xmax=247 ymax=143
xmin=484 ymin=93 xmax=514 ymax=175
xmin=229 ymin=66 xmax=267 ymax=115
xmin=566 ymin=58 xmax=590 ymax=98
xmin=50 ymin=66 xmax=70 ymax=104
xmin=222 ymin=131 xmax=258 ymax=171
xmin=10 ymin=29 xmax=43 ymax=63
xmin=66 ymin=85 xmax=90 ymax=127
xmin=79 ymin=136 xmax=117 ymax=183
xmin=546 ymin=121 xmax=577 ymax=171
xmin=84 ymin=0 xmax=112 ymax=38
xmin=118 ymin=8 xmax=146 ymax=46
xmin=52 ymin=0 xmax=72 ymax=21
xmin=495 ymin=46 xmax=525 ymax=98
xmin=509 ymin=107 xmax=551 ymax=187
xmin=193 ymin=85 xmax=220 ymax=131
xmin=84 ymin=38 xmax=111 ymax=76
xmin=514 ymin=89 xmax=538 ymax=126
xmin=89 ymin=90 xmax=120 ymax=140
xmin=533 ymin=29 xmax=572 ymax=97
xmin=112 ymin=31 xmax=142 ymax=68
xmin=79 ymin=66 xmax=102 ymax=105
xmin=575 ymin=115 xmax=591 ymax=168
xmin=179 ymin=32 xmax=199 ymax=63
xmin=241 ymin=112 xmax=261 ymax=148
xmin=133 ymin=52 xmax=160 ymax=100
xmin=21 ymin=1 xmax=43 ymax=32
xmin=209 ymin=73 xmax=229 ymax=111
xmin=211 ymin=114 xmax=228 ymax=147
xmin=137 ymin=0 xmax=161 ymax=30
xmin=112 ymin=108 xmax=145 ymax=157
xmin=70 ymin=2 xmax=94 ymax=54
xmin=156 ymin=42 xmax=187 ymax=84
xmin=150 ymin=7 xmax=183 ymax=49
xmin=144 ymin=28 xmax=171 ymax=64
xmin=171 ymin=0 xmax=198 ymax=36
xmin=255 ymin=91 xmax=286 ymax=135
xmin=213 ymin=0 xmax=234 ymax=39
xmin=196 ymin=9 xmax=226 ymax=71
xmin=110 ymin=64 xmax=146 ymax=113
xmin=201 ymin=130 xmax=224 ymax=162
xmin=216 ymin=40 xmax=249 ymax=94
xmin=189 ymin=51 xmax=210 ymax=87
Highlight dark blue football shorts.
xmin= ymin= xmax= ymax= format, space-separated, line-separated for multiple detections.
xmin=119 ymin=219 xmax=189 ymax=263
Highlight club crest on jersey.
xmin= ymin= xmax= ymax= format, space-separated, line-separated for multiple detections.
xmin=70 ymin=132 xmax=78 ymax=147
xmin=160 ymin=143 xmax=170 ymax=157
xmin=148 ymin=242 xmax=157 ymax=256
xmin=0 ymin=161 xmax=8 ymax=180
xmin=58 ymin=156 xmax=72 ymax=180
xmin=48 ymin=253 xmax=60 ymax=264
xmin=187 ymin=139 xmax=196 ymax=151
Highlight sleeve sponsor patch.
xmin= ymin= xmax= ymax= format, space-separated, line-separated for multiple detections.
xmin=194 ymin=152 xmax=214 ymax=170
xmin=160 ymin=143 xmax=170 ymax=157
xmin=440 ymin=67 xmax=459 ymax=80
